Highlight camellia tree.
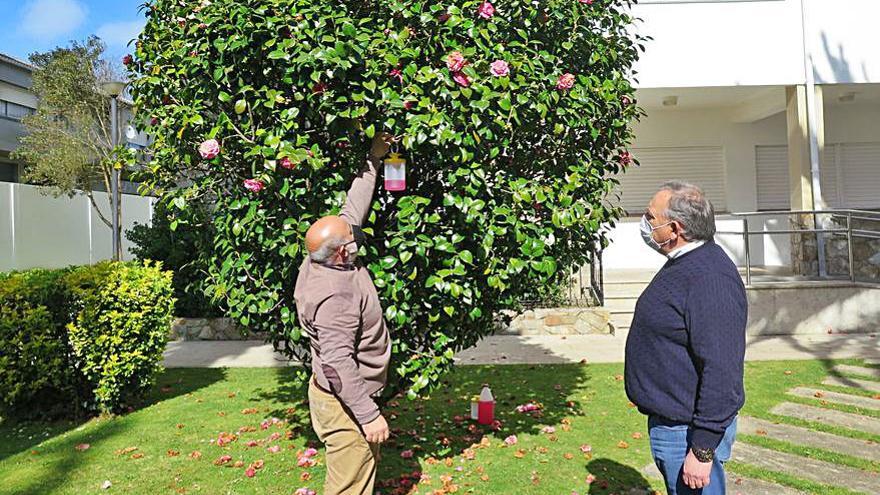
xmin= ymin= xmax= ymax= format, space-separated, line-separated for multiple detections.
xmin=130 ymin=0 xmax=643 ymax=398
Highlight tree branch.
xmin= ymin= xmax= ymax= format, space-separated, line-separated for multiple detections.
xmin=87 ymin=190 xmax=112 ymax=228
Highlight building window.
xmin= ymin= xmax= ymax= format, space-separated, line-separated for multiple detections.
xmin=0 ymin=161 xmax=18 ymax=182
xmin=0 ymin=100 xmax=35 ymax=121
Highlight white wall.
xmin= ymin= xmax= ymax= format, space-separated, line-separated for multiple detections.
xmin=806 ymin=0 xmax=880 ymax=84
xmin=632 ymin=0 xmax=880 ymax=88
xmin=0 ymin=182 xmax=154 ymax=272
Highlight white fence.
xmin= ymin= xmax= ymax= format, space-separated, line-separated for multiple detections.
xmin=0 ymin=182 xmax=155 ymax=272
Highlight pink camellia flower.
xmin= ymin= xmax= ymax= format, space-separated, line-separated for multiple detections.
xmin=246 ymin=440 xmax=259 ymax=447
xmin=578 ymin=0 xmax=594 ymax=4
xmin=279 ymin=157 xmax=295 ymax=170
xmin=267 ymin=445 xmax=281 ymax=453
xmin=389 ymin=68 xmax=403 ymax=83
xmin=403 ymin=100 xmax=416 ymax=110
xmin=122 ymin=54 xmax=133 ymax=65
xmin=621 ymin=95 xmax=632 ymax=106
xmin=245 ymin=467 xmax=256 ymax=478
xmin=490 ymin=59 xmax=509 ymax=77
xmin=294 ymin=489 xmax=316 ymax=495
xmin=446 ymin=51 xmax=467 ymax=72
xmin=297 ymin=455 xmax=317 ymax=468
xmin=311 ymin=82 xmax=327 ymax=95
xmin=198 ymin=139 xmax=220 ymax=159
xmin=585 ymin=474 xmax=596 ymax=484
xmin=243 ymin=179 xmax=265 ymax=193
xmin=302 ymin=448 xmax=319 ymax=458
xmin=478 ymin=1 xmax=495 ymax=19
xmin=150 ymin=117 xmax=158 ymax=126
xmin=618 ymin=150 xmax=633 ymax=166
xmin=541 ymin=426 xmax=556 ymax=434
xmin=516 ymin=402 xmax=541 ymax=413
xmin=556 ymin=73 xmax=576 ymax=90
xmin=504 ymin=435 xmax=518 ymax=446
xmin=452 ymin=71 xmax=471 ymax=87
xmin=580 ymin=444 xmax=593 ymax=453
xmin=400 ymin=449 xmax=414 ymax=459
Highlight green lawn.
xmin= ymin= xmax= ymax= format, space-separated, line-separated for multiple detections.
xmin=1 ymin=359 xmax=877 ymax=495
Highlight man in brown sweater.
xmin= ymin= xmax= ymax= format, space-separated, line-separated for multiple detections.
xmin=294 ymin=134 xmax=392 ymax=495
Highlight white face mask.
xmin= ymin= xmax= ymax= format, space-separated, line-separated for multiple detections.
xmin=640 ymin=214 xmax=674 ymax=254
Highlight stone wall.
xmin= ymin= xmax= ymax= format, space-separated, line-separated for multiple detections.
xmin=170 ymin=317 xmax=267 ymax=341
xmin=502 ymin=307 xmax=614 ymax=335
xmin=790 ymin=215 xmax=880 ymax=281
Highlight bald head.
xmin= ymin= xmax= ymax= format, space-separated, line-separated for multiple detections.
xmin=306 ymin=215 xmax=353 ymax=263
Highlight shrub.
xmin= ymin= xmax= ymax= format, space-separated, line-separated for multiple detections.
xmin=0 ymin=262 xmax=175 ymax=418
xmin=67 ymin=261 xmax=175 ymax=413
xmin=130 ymin=0 xmax=643 ymax=397
xmin=127 ymin=200 xmax=222 ymax=318
xmin=0 ymin=268 xmax=84 ymax=419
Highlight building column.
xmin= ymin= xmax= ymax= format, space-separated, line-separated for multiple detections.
xmin=785 ymin=85 xmax=826 ymax=276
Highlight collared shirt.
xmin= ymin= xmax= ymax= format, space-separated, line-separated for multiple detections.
xmin=667 ymin=240 xmax=706 ymax=260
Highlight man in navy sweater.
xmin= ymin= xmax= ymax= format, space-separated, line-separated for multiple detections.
xmin=625 ymin=181 xmax=747 ymax=494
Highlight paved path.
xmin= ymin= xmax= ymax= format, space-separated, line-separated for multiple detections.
xmin=163 ymin=333 xmax=880 ymax=367
xmin=730 ymin=443 xmax=880 ymax=494
xmin=787 ymin=387 xmax=880 ymax=411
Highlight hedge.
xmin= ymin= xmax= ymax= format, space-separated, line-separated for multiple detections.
xmin=0 ymin=261 xmax=175 ymax=419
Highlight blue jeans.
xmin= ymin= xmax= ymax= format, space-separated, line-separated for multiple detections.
xmin=648 ymin=416 xmax=737 ymax=495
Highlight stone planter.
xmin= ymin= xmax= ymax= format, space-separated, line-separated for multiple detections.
xmin=170 ymin=317 xmax=267 ymax=341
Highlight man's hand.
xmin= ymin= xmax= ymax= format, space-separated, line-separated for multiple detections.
xmin=682 ymin=449 xmax=712 ymax=489
xmin=369 ymin=132 xmax=394 ymax=160
xmin=362 ymin=414 xmax=390 ymax=444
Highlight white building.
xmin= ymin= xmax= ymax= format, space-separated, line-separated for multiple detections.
xmin=605 ymin=0 xmax=880 ymax=273
xmin=0 ymin=53 xmax=153 ymax=272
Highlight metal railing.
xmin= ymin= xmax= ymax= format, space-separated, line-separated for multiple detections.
xmin=716 ymin=208 xmax=880 ymax=286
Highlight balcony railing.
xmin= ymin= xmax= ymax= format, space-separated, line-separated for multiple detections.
xmin=716 ymin=208 xmax=880 ymax=286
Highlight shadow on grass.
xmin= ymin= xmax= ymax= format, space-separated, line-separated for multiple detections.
xmin=586 ymin=458 xmax=652 ymax=494
xmin=248 ymin=362 xmax=591 ymax=494
xmin=374 ymin=363 xmax=591 ymax=493
xmin=0 ymin=367 xmax=227 ymax=470
xmin=251 ymin=367 xmax=320 ymax=447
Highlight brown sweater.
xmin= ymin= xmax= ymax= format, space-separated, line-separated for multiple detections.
xmin=294 ymin=157 xmax=390 ymax=425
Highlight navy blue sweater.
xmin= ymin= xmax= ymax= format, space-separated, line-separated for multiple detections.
xmin=624 ymin=241 xmax=747 ymax=451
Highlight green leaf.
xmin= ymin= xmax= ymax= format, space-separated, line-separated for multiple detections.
xmin=234 ymin=99 xmax=247 ymax=115
xmin=364 ymin=124 xmax=375 ymax=138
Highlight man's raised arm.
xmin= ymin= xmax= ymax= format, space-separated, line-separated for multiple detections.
xmin=339 ymin=133 xmax=392 ymax=226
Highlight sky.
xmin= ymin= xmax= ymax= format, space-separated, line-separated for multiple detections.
xmin=0 ymin=0 xmax=146 ymax=65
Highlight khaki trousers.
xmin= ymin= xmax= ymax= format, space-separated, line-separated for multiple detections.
xmin=308 ymin=380 xmax=380 ymax=495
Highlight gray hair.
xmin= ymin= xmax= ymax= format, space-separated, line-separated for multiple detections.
xmin=659 ymin=181 xmax=716 ymax=241
xmin=309 ymin=235 xmax=348 ymax=263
